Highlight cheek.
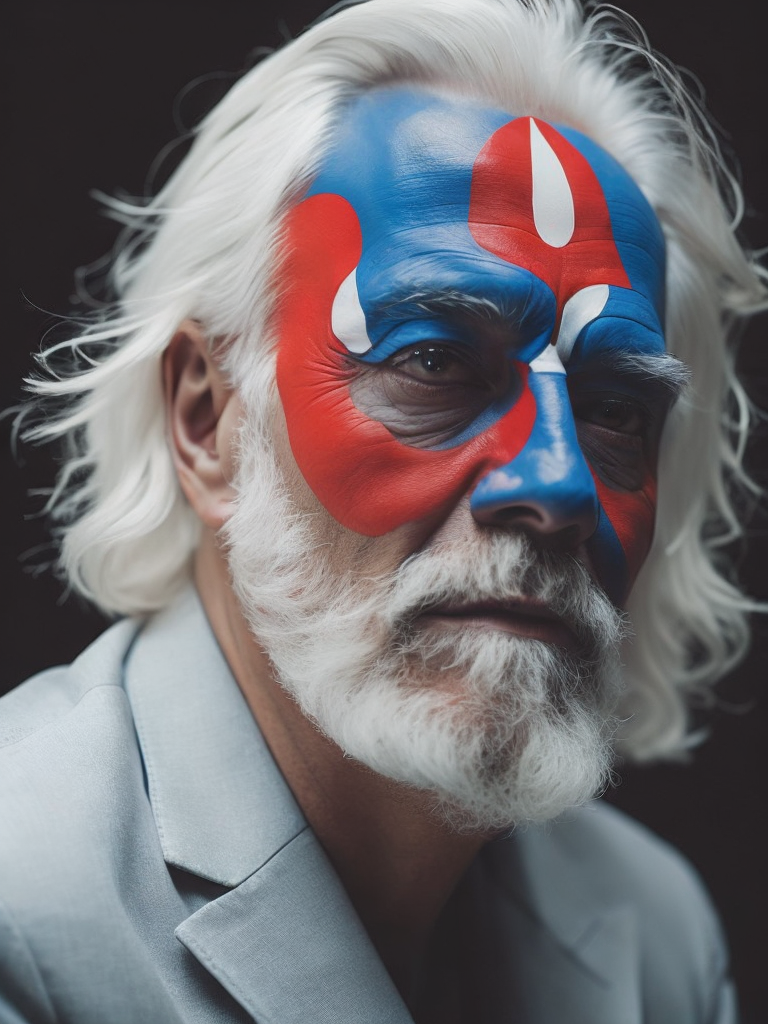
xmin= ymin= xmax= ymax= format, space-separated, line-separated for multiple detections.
xmin=591 ymin=470 xmax=657 ymax=603
xmin=274 ymin=193 xmax=536 ymax=535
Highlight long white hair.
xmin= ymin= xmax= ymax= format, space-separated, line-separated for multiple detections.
xmin=23 ymin=0 xmax=766 ymax=760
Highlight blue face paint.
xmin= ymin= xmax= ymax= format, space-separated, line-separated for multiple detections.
xmin=276 ymin=88 xmax=668 ymax=604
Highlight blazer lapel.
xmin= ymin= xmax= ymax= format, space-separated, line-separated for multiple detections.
xmin=124 ymin=589 xmax=412 ymax=1023
xmin=176 ymin=828 xmax=412 ymax=1024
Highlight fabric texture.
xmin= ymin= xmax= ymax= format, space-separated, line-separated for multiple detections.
xmin=0 ymin=589 xmax=737 ymax=1023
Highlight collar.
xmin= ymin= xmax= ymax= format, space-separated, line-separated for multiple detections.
xmin=122 ymin=589 xmax=643 ymax=1023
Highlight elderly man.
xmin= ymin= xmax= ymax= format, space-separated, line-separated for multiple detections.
xmin=2 ymin=1 xmax=764 ymax=1021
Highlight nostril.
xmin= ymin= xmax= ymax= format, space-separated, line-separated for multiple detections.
xmin=486 ymin=505 xmax=544 ymax=524
xmin=472 ymin=497 xmax=596 ymax=549
xmin=483 ymin=513 xmax=586 ymax=550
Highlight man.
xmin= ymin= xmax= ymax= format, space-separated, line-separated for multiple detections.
xmin=2 ymin=0 xmax=764 ymax=1021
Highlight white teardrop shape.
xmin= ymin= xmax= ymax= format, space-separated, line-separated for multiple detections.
xmin=554 ymin=284 xmax=610 ymax=363
xmin=331 ymin=268 xmax=372 ymax=354
xmin=529 ymin=343 xmax=566 ymax=374
xmin=529 ymin=119 xmax=575 ymax=248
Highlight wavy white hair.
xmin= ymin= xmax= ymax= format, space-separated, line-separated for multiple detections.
xmin=23 ymin=0 xmax=766 ymax=760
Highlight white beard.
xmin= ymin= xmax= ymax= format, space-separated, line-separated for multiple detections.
xmin=224 ymin=417 xmax=629 ymax=831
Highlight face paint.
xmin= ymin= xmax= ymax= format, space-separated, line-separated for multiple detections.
xmin=274 ymin=89 xmax=668 ymax=604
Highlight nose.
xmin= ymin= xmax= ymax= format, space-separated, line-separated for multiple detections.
xmin=470 ymin=370 xmax=599 ymax=548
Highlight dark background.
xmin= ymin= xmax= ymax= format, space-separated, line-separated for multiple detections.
xmin=3 ymin=2 xmax=767 ymax=1019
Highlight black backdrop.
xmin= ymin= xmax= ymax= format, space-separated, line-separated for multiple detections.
xmin=3 ymin=2 xmax=767 ymax=1020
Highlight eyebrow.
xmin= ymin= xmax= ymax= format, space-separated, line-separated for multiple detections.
xmin=376 ymin=289 xmax=690 ymax=396
xmin=586 ymin=350 xmax=691 ymax=398
xmin=377 ymin=289 xmax=512 ymax=323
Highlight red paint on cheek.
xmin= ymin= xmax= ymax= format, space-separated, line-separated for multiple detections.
xmin=275 ymin=194 xmax=536 ymax=535
xmin=593 ymin=471 xmax=657 ymax=590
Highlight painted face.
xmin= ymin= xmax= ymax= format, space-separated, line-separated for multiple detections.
xmin=274 ymin=89 xmax=671 ymax=605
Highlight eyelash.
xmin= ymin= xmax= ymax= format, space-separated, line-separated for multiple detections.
xmin=385 ymin=349 xmax=653 ymax=432
xmin=389 ymin=343 xmax=483 ymax=372
xmin=572 ymin=395 xmax=650 ymax=437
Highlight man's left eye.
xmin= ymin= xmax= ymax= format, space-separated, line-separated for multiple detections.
xmin=573 ymin=395 xmax=646 ymax=435
xmin=571 ymin=392 xmax=655 ymax=491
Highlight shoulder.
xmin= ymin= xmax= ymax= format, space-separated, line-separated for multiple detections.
xmin=0 ymin=617 xmax=141 ymax=748
xmin=0 ymin=618 xmax=177 ymax=1021
xmin=515 ymin=799 xmax=725 ymax=948
xmin=486 ymin=800 xmax=736 ymax=1024
xmin=0 ymin=617 xmax=147 ymax=892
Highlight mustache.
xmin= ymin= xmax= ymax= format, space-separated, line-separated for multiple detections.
xmin=383 ymin=531 xmax=630 ymax=655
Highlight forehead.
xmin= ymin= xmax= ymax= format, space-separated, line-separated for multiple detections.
xmin=307 ymin=87 xmax=666 ymax=343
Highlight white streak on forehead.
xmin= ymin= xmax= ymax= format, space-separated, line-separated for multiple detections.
xmin=529 ymin=118 xmax=575 ymax=248
xmin=331 ymin=268 xmax=372 ymax=354
xmin=529 ymin=344 xmax=565 ymax=374
xmin=554 ymin=284 xmax=610 ymax=362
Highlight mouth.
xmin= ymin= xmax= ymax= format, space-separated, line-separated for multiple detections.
xmin=415 ymin=598 xmax=579 ymax=651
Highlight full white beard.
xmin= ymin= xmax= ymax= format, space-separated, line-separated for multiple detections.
xmin=225 ymin=418 xmax=629 ymax=832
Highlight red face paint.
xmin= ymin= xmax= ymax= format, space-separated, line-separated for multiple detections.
xmin=469 ymin=117 xmax=631 ymax=313
xmin=273 ymin=92 xmax=667 ymax=603
xmin=275 ymin=193 xmax=536 ymax=535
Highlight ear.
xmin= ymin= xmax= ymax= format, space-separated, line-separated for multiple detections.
xmin=163 ymin=320 xmax=241 ymax=530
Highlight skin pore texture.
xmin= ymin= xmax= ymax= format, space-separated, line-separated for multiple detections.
xmin=166 ymin=88 xmax=679 ymax=1015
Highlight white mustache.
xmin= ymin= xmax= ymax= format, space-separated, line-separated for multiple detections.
xmin=383 ymin=531 xmax=629 ymax=654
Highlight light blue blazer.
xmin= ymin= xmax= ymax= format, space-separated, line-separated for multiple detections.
xmin=0 ymin=590 xmax=737 ymax=1023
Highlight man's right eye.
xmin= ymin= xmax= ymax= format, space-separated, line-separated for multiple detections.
xmin=389 ymin=344 xmax=489 ymax=387
xmin=348 ymin=340 xmax=515 ymax=448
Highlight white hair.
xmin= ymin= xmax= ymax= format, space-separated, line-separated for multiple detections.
xmin=23 ymin=0 xmax=767 ymax=760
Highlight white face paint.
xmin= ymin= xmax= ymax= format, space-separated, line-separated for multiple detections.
xmin=529 ymin=117 xmax=575 ymax=248
xmin=554 ymin=284 xmax=610 ymax=361
xmin=331 ymin=267 xmax=372 ymax=354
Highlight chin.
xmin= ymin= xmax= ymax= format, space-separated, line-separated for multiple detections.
xmin=304 ymin=624 xmax=623 ymax=832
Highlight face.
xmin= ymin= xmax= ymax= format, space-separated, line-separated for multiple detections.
xmin=224 ymin=91 xmax=675 ymax=827
xmin=274 ymin=88 xmax=673 ymax=607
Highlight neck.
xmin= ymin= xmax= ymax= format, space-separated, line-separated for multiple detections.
xmin=194 ymin=533 xmax=492 ymax=1005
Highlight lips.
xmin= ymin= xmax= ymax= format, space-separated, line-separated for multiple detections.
xmin=415 ymin=597 xmax=579 ymax=650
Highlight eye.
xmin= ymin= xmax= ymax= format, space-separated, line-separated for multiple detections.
xmin=573 ymin=395 xmax=647 ymax=436
xmin=571 ymin=392 xmax=652 ymax=491
xmin=347 ymin=339 xmax=516 ymax=449
xmin=390 ymin=344 xmax=490 ymax=388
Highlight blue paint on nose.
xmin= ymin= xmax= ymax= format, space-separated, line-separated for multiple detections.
xmin=470 ymin=371 xmax=599 ymax=544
